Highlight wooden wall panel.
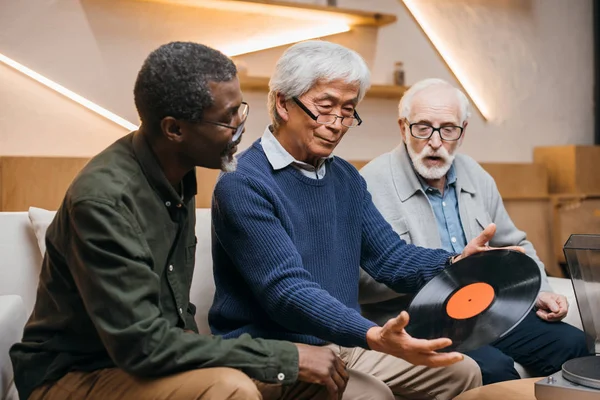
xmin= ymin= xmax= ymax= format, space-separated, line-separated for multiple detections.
xmin=195 ymin=167 xmax=221 ymax=208
xmin=0 ymin=157 xmax=266 ymax=211
xmin=0 ymin=156 xmax=570 ymax=278
xmin=0 ymin=157 xmax=89 ymax=211
xmin=534 ymin=146 xmax=600 ymax=195
xmin=480 ymin=163 xmax=548 ymax=199
xmin=552 ymin=196 xmax=600 ymax=264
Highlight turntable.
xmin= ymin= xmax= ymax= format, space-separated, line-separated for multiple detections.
xmin=535 ymin=234 xmax=600 ymax=400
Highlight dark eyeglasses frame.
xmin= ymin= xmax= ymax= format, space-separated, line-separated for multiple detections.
xmin=201 ymin=101 xmax=249 ymax=142
xmin=406 ymin=120 xmax=464 ymax=142
xmin=292 ymin=97 xmax=362 ymax=127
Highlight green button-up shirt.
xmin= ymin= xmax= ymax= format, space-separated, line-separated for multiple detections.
xmin=10 ymin=131 xmax=298 ymax=400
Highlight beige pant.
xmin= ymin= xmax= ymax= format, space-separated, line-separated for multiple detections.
xmin=30 ymin=350 xmax=481 ymax=400
xmin=329 ymin=345 xmax=482 ymax=400
xmin=29 ymin=367 xmax=329 ymax=400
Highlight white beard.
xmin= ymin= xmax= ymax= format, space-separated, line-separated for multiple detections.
xmin=406 ymin=139 xmax=455 ymax=180
xmin=220 ymin=154 xmax=238 ymax=173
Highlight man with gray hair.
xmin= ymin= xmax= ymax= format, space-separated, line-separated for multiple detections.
xmin=359 ymin=78 xmax=589 ymax=385
xmin=207 ymin=42 xmax=531 ymax=399
xmin=10 ymin=41 xmax=356 ymax=400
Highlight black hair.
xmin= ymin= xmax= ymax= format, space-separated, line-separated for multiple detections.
xmin=134 ymin=41 xmax=237 ymax=131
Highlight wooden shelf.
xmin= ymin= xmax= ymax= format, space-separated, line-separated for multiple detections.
xmin=136 ymin=0 xmax=397 ymax=27
xmin=239 ymin=75 xmax=407 ymax=100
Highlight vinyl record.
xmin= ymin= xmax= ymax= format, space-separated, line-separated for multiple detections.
xmin=405 ymin=250 xmax=541 ymax=353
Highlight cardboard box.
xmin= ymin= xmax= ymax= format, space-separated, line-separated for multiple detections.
xmin=480 ymin=163 xmax=549 ymax=199
xmin=534 ymin=146 xmax=600 ymax=194
xmin=552 ymin=196 xmax=600 ymax=264
xmin=503 ymin=199 xmax=560 ymax=277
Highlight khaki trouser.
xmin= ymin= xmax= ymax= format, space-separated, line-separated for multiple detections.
xmin=29 ymin=367 xmax=329 ymax=400
xmin=328 ymin=344 xmax=482 ymax=400
xmin=30 ymin=349 xmax=482 ymax=400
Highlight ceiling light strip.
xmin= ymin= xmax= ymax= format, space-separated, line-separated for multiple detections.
xmin=222 ymin=23 xmax=351 ymax=56
xmin=402 ymin=0 xmax=491 ymax=121
xmin=0 ymin=52 xmax=138 ymax=131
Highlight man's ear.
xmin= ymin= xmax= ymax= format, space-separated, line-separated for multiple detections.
xmin=459 ymin=121 xmax=468 ymax=146
xmin=160 ymin=117 xmax=185 ymax=143
xmin=398 ymin=118 xmax=408 ymax=144
xmin=275 ymin=92 xmax=290 ymax=123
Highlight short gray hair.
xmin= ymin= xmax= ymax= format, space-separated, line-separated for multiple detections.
xmin=398 ymin=78 xmax=471 ymax=124
xmin=268 ymin=40 xmax=371 ymax=128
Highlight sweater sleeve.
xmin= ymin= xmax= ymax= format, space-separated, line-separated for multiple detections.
xmin=212 ymin=173 xmax=377 ymax=348
xmin=359 ymin=177 xmax=454 ymax=292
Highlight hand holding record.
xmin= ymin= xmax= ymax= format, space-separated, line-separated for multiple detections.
xmin=366 ymin=311 xmax=464 ymax=367
xmin=451 ymin=223 xmax=525 ymax=264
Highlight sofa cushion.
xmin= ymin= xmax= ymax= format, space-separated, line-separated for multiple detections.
xmin=27 ymin=207 xmax=56 ymax=257
xmin=0 ymin=295 xmax=27 ymax=400
xmin=189 ymin=209 xmax=215 ymax=334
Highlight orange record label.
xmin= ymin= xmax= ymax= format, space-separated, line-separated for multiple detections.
xmin=446 ymin=282 xmax=495 ymax=320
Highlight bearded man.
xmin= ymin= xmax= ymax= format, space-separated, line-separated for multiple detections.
xmin=358 ymin=78 xmax=589 ymax=385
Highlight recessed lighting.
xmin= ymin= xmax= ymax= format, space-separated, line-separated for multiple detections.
xmin=0 ymin=52 xmax=138 ymax=131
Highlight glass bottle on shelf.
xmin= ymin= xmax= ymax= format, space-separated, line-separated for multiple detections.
xmin=393 ymin=62 xmax=405 ymax=86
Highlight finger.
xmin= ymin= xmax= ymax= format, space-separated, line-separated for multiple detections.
xmin=472 ymin=223 xmax=496 ymax=247
xmin=323 ymin=377 xmax=339 ymax=400
xmin=536 ymin=309 xmax=550 ymax=321
xmin=557 ymin=305 xmax=569 ymax=317
xmin=542 ymin=297 xmax=560 ymax=313
xmin=333 ymin=356 xmax=348 ymax=383
xmin=499 ymin=245 xmax=525 ymax=253
xmin=556 ymin=295 xmax=569 ymax=312
xmin=544 ymin=313 xmax=563 ymax=322
xmin=556 ymin=309 xmax=568 ymax=320
xmin=389 ymin=311 xmax=410 ymax=332
xmin=406 ymin=336 xmax=453 ymax=352
xmin=417 ymin=351 xmax=464 ymax=367
xmin=550 ymin=308 xmax=568 ymax=320
xmin=330 ymin=369 xmax=346 ymax=399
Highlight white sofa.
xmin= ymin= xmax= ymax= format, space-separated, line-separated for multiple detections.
xmin=0 ymin=208 xmax=583 ymax=399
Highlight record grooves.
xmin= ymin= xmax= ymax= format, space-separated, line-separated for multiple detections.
xmin=406 ymin=250 xmax=541 ymax=353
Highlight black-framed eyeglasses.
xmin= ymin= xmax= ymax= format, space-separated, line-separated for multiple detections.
xmin=201 ymin=102 xmax=249 ymax=142
xmin=292 ymin=97 xmax=362 ymax=128
xmin=406 ymin=120 xmax=463 ymax=141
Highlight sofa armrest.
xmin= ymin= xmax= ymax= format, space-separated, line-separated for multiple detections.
xmin=0 ymin=295 xmax=27 ymax=400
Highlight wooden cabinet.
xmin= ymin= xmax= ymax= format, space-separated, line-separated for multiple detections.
xmin=534 ymin=146 xmax=600 ymax=195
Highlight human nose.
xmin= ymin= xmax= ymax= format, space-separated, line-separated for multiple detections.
xmin=428 ymin=129 xmax=443 ymax=148
xmin=327 ymin=116 xmax=343 ymax=133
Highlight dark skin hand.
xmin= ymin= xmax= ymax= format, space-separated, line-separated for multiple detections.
xmin=295 ymin=343 xmax=349 ymax=400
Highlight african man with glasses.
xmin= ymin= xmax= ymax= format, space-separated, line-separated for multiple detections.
xmin=11 ymin=42 xmax=355 ymax=400
xmin=206 ymin=41 xmax=535 ymax=400
xmin=359 ymin=78 xmax=589 ymax=386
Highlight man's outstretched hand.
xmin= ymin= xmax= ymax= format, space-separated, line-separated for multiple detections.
xmin=366 ymin=311 xmax=464 ymax=367
xmin=452 ymin=223 xmax=525 ymax=264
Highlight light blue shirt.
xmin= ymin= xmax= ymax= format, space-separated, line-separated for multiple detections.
xmin=418 ymin=165 xmax=468 ymax=253
xmin=260 ymin=125 xmax=333 ymax=180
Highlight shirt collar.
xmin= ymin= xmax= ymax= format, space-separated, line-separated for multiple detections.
xmin=132 ymin=131 xmax=197 ymax=209
xmin=416 ymin=163 xmax=457 ymax=194
xmin=260 ymin=125 xmax=334 ymax=172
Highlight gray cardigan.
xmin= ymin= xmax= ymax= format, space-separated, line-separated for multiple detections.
xmin=358 ymin=144 xmax=551 ymax=323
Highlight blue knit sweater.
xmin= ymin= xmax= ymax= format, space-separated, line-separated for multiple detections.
xmin=209 ymin=141 xmax=451 ymax=348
